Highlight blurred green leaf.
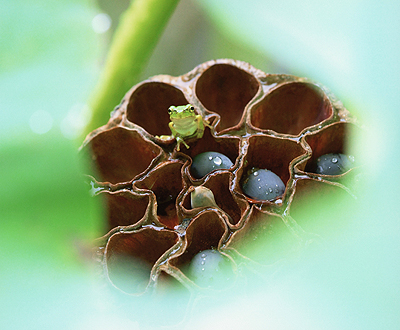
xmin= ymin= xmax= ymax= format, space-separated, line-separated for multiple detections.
xmin=0 ymin=132 xmax=103 ymax=266
xmin=0 ymin=0 xmax=100 ymax=137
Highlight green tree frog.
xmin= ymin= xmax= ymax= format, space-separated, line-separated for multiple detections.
xmin=166 ymin=104 xmax=211 ymax=151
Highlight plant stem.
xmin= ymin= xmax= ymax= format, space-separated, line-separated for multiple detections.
xmin=84 ymin=0 xmax=181 ymax=137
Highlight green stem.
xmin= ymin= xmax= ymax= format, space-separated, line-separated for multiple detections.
xmin=84 ymin=0 xmax=181 ymax=137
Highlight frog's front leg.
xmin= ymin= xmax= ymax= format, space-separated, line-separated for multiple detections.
xmin=175 ymin=136 xmax=190 ymax=151
xmin=194 ymin=115 xmax=212 ymax=139
xmin=169 ymin=121 xmax=189 ymax=151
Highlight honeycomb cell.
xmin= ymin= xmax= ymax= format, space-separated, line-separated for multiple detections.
xmin=184 ymin=172 xmax=249 ymax=227
xmin=187 ymin=249 xmax=234 ymax=289
xmin=127 ymin=82 xmax=188 ymax=137
xmin=241 ymin=168 xmax=286 ymax=201
xmin=195 ymin=63 xmax=260 ymax=132
xmin=82 ymin=126 xmax=163 ymax=184
xmin=250 ymin=82 xmax=332 ymax=135
xmin=135 ymin=161 xmax=184 ymax=229
xmin=289 ymin=178 xmax=353 ymax=236
xmin=303 ymin=122 xmax=356 ymax=175
xmin=169 ymin=210 xmax=228 ymax=277
xmin=180 ymin=128 xmax=240 ymax=179
xmin=105 ymin=227 xmax=179 ymax=294
xmin=237 ymin=134 xmax=306 ymax=202
xmin=227 ymin=206 xmax=301 ymax=265
xmin=315 ymin=153 xmax=354 ymax=175
xmin=191 ymin=151 xmax=233 ymax=179
xmin=97 ymin=189 xmax=151 ymax=233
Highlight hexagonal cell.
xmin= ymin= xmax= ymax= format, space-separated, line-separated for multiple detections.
xmin=227 ymin=206 xmax=301 ymax=265
xmin=195 ymin=63 xmax=260 ymax=132
xmin=178 ymin=127 xmax=240 ymax=179
xmin=250 ymin=82 xmax=332 ymax=135
xmin=82 ymin=126 xmax=163 ymax=184
xmin=182 ymin=172 xmax=249 ymax=227
xmin=289 ymin=178 xmax=353 ymax=236
xmin=170 ymin=210 xmax=235 ymax=289
xmin=237 ymin=134 xmax=306 ymax=202
xmin=96 ymin=190 xmax=151 ymax=234
xmin=127 ymin=82 xmax=189 ymax=137
xmin=169 ymin=210 xmax=228 ymax=271
xmin=105 ymin=227 xmax=179 ymax=294
xmin=135 ymin=161 xmax=184 ymax=229
xmin=302 ymin=122 xmax=357 ymax=175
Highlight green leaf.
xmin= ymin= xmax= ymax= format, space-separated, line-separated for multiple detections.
xmin=0 ymin=0 xmax=100 ymax=137
xmin=0 ymin=132 xmax=103 ymax=267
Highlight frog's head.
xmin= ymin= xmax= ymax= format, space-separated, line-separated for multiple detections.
xmin=168 ymin=104 xmax=195 ymax=119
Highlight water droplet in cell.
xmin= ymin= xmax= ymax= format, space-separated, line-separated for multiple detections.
xmin=253 ymin=171 xmax=258 ymax=176
xmin=331 ymin=157 xmax=338 ymax=163
xmin=201 ymin=253 xmax=206 ymax=258
xmin=208 ymin=156 xmax=213 ymax=160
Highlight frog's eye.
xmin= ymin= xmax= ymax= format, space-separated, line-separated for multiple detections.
xmin=168 ymin=108 xmax=172 ymax=114
xmin=190 ymin=106 xmax=194 ymax=111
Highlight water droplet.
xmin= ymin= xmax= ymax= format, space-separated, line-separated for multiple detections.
xmin=213 ymin=157 xmax=222 ymax=165
xmin=266 ymin=191 xmax=269 ymax=195
xmin=348 ymin=155 xmax=355 ymax=163
xmin=201 ymin=261 xmax=205 ymax=265
xmin=201 ymin=268 xmax=205 ymax=271
xmin=253 ymin=171 xmax=258 ymax=176
xmin=201 ymin=253 xmax=206 ymax=258
xmin=331 ymin=157 xmax=338 ymax=163
xmin=208 ymin=156 xmax=213 ymax=161
xmin=257 ymin=178 xmax=261 ymax=182
xmin=92 ymin=13 xmax=112 ymax=34
xmin=268 ymin=187 xmax=273 ymax=193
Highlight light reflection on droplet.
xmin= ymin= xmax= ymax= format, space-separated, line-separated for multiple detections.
xmin=92 ymin=13 xmax=112 ymax=34
xmin=213 ymin=156 xmax=222 ymax=165
xmin=29 ymin=110 xmax=53 ymax=134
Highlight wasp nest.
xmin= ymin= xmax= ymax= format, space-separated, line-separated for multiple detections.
xmin=82 ymin=59 xmax=359 ymax=308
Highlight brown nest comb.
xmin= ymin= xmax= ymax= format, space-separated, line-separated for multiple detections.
xmin=81 ymin=59 xmax=359 ymax=319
